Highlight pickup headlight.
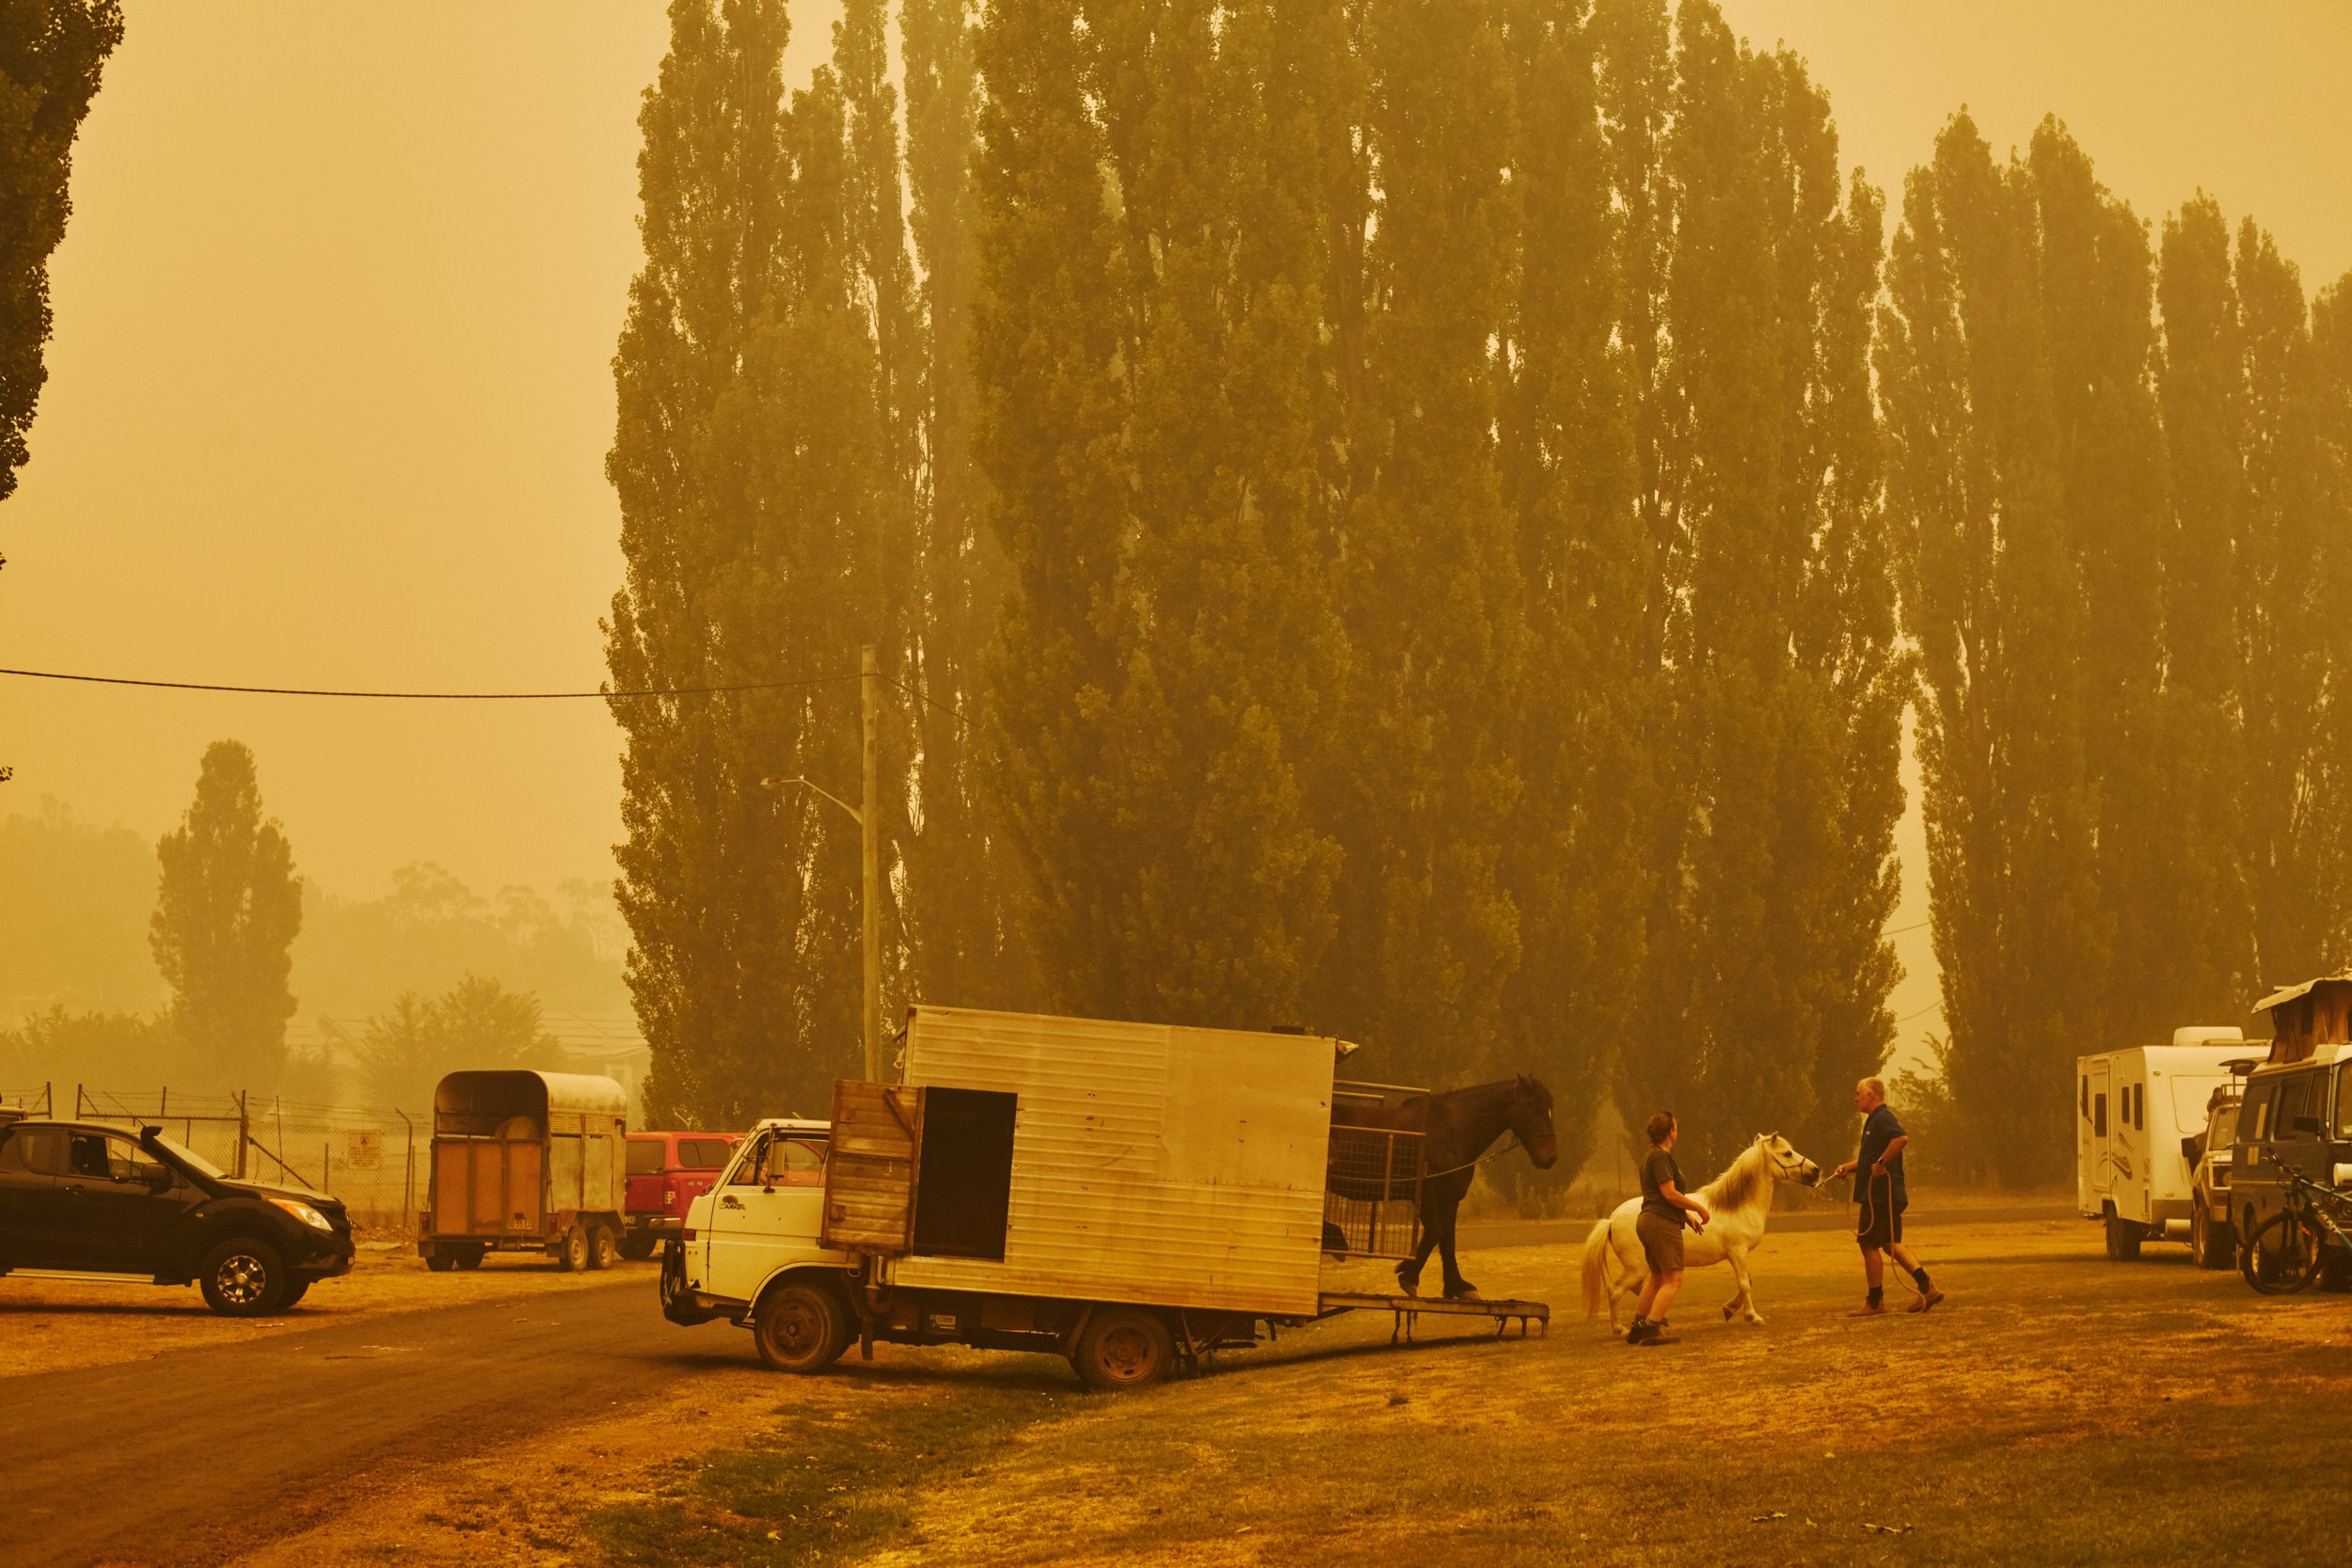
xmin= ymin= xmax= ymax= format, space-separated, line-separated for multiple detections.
xmin=270 ymin=1197 xmax=335 ymax=1232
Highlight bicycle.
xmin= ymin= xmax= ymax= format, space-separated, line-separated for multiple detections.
xmin=2239 ymin=1166 xmax=2352 ymax=1296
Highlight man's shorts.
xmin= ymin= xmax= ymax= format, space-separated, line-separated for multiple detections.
xmin=1856 ymin=1180 xmax=1906 ymax=1250
xmin=1636 ymin=1209 xmax=1685 ymax=1274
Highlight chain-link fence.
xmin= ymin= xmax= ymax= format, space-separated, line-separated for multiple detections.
xmin=25 ymin=1084 xmax=427 ymax=1227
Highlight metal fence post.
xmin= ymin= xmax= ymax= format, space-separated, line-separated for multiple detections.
xmin=397 ymin=1108 xmax=416 ymax=1223
xmin=236 ymin=1091 xmax=249 ymax=1179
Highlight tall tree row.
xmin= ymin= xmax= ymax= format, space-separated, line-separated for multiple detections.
xmin=1883 ymin=112 xmax=2352 ymax=1182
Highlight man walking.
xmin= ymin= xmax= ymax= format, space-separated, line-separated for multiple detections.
xmin=1832 ymin=1077 xmax=1945 ymax=1315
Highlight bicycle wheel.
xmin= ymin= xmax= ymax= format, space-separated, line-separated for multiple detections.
xmin=2241 ymin=1209 xmax=2328 ymax=1296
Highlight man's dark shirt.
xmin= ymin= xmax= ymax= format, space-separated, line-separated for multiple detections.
xmin=1640 ymin=1147 xmax=1686 ymax=1225
xmin=1854 ymin=1103 xmax=1908 ymax=1210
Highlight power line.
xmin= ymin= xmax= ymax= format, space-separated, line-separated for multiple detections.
xmin=0 ymin=665 xmax=860 ymax=701
xmin=1882 ymin=918 xmax=1930 ymax=937
xmin=1896 ymin=999 xmax=1944 ymax=1026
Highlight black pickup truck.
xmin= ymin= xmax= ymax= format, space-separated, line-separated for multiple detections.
xmin=0 ymin=1118 xmax=354 ymax=1315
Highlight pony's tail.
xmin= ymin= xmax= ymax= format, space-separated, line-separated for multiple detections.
xmin=1581 ymin=1217 xmax=1613 ymax=1319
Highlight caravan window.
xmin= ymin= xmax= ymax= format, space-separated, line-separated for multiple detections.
xmin=2080 ymin=1077 xmax=2090 ymax=1120
xmin=2093 ymin=1094 xmax=2106 ymax=1137
xmin=2131 ymin=1085 xmax=2143 ymax=1132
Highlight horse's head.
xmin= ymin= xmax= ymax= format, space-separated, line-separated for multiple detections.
xmin=1755 ymin=1132 xmax=1821 ymax=1187
xmin=1513 ymin=1073 xmax=1559 ymax=1169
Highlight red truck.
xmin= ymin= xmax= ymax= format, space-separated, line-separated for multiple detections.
xmin=619 ymin=1130 xmax=746 ymax=1259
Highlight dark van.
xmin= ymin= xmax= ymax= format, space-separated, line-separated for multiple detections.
xmin=2230 ymin=1050 xmax=2352 ymax=1288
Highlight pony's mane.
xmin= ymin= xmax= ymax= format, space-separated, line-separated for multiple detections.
xmin=1697 ymin=1137 xmax=1772 ymax=1212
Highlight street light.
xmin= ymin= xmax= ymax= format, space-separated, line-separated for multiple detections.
xmin=759 ymin=642 xmax=883 ymax=1082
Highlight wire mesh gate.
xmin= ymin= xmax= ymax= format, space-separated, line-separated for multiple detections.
xmin=1324 ymin=1081 xmax=1427 ymax=1260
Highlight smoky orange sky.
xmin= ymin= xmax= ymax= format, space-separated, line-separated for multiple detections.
xmin=5 ymin=0 xmax=2348 ymax=1048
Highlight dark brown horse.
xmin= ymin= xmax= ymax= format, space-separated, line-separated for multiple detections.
xmin=1331 ymin=1074 xmax=1558 ymax=1299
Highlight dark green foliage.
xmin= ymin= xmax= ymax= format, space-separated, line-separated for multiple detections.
xmin=0 ymin=1005 xmax=175 ymax=1092
xmin=0 ymin=798 xmax=162 ymax=1019
xmin=1609 ymin=2 xmax=1901 ymax=1172
xmin=148 ymin=741 xmax=302 ymax=1092
xmin=0 ymin=0 xmax=119 ymax=515
xmin=354 ymin=975 xmax=563 ymax=1114
xmin=608 ymin=0 xmax=913 ymax=1128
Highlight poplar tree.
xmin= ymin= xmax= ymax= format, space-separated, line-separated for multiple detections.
xmin=1318 ymin=0 xmax=1525 ymax=1086
xmin=900 ymin=0 xmax=1027 ymax=1007
xmin=608 ymin=0 xmax=907 ymax=1127
xmin=1613 ymin=2 xmax=1900 ymax=1169
xmin=1880 ymin=114 xmax=2147 ymax=1183
xmin=1497 ymin=0 xmax=1649 ymax=1182
xmin=150 ymin=740 xmax=302 ymax=1090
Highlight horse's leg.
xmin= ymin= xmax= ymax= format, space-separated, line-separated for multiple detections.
xmin=1721 ymin=1241 xmax=1762 ymax=1324
xmin=1397 ymin=1214 xmax=1438 ymax=1295
xmin=1438 ymin=1200 xmax=1477 ymax=1299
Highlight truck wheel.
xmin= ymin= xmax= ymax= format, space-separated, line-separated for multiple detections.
xmin=754 ymin=1283 xmax=850 ymax=1373
xmin=1071 ymin=1307 xmax=1176 ymax=1391
xmin=618 ymin=1231 xmax=658 ymax=1262
xmin=557 ymin=1226 xmax=589 ymax=1273
xmin=587 ymin=1225 xmax=619 ymax=1272
xmin=2104 ymin=1213 xmax=2143 ymax=1261
xmin=659 ymin=1243 xmax=687 ymax=1311
xmin=2191 ymin=1207 xmax=2234 ymax=1271
xmin=426 ymin=1250 xmax=456 ymax=1273
xmin=199 ymin=1235 xmax=290 ymax=1318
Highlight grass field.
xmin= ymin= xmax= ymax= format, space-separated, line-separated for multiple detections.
xmin=575 ymin=1201 xmax=2352 ymax=1568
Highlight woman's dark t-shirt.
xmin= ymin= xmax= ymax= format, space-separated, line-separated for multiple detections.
xmin=1640 ymin=1147 xmax=1685 ymax=1224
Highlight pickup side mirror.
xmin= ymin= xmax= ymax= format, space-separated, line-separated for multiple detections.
xmin=139 ymin=1164 xmax=174 ymax=1192
xmin=2181 ymin=1135 xmax=2201 ymax=1164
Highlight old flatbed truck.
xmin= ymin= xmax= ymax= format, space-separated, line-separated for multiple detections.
xmin=660 ymin=1005 xmax=1546 ymax=1388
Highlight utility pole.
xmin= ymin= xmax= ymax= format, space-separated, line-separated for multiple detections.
xmin=861 ymin=642 xmax=882 ymax=1081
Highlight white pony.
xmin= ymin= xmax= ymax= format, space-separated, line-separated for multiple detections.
xmin=1581 ymin=1132 xmax=1823 ymax=1331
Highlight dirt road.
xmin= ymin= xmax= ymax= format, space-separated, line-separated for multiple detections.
xmin=0 ymin=1276 xmax=744 ymax=1568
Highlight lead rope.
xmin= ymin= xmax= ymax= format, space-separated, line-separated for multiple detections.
xmin=1418 ymin=1134 xmax=1523 ymax=1182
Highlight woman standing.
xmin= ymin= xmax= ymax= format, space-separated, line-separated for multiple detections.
xmin=1627 ymin=1111 xmax=1710 ymax=1346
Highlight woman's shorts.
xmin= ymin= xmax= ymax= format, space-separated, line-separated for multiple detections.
xmin=1636 ymin=1209 xmax=1684 ymax=1274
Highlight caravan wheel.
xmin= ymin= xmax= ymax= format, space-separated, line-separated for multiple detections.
xmin=2103 ymin=1213 xmax=2143 ymax=1261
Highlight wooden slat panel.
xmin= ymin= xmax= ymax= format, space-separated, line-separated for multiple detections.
xmin=820 ymin=1080 xmax=922 ymax=1255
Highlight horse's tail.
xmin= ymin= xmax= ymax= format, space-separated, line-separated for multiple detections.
xmin=1581 ymin=1215 xmax=1613 ymax=1319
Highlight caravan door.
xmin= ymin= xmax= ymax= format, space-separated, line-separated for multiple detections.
xmin=2088 ymin=1059 xmax=2113 ymax=1205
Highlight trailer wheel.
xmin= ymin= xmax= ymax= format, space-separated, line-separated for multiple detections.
xmin=1071 ymin=1307 xmax=1176 ymax=1391
xmin=426 ymin=1250 xmax=456 ymax=1273
xmin=587 ymin=1224 xmax=619 ymax=1272
xmin=557 ymin=1226 xmax=589 ymax=1273
xmin=457 ymin=1245 xmax=486 ymax=1271
xmin=753 ymin=1283 xmax=850 ymax=1373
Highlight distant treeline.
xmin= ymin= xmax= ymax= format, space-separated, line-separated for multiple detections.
xmin=606 ymin=0 xmax=2351 ymax=1184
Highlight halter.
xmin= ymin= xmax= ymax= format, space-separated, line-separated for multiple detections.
xmin=1761 ymin=1142 xmax=1815 ymax=1181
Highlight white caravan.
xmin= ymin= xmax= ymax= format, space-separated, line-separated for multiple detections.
xmin=2076 ymin=1028 xmax=2261 ymax=1259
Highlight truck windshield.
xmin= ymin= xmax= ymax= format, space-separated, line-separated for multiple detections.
xmin=2339 ymin=1067 xmax=2352 ymax=1141
xmin=2209 ymin=1104 xmax=2239 ymax=1148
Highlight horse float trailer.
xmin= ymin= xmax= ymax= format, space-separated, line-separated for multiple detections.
xmin=419 ymin=1069 xmax=630 ymax=1272
xmin=660 ymin=1005 xmax=1549 ymax=1389
xmin=2077 ymin=1031 xmax=2262 ymax=1259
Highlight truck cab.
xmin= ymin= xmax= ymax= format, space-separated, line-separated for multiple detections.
xmin=662 ymin=1118 xmax=841 ymax=1322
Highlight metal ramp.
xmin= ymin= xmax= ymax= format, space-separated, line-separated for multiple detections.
xmin=1316 ymin=1291 xmax=1549 ymax=1343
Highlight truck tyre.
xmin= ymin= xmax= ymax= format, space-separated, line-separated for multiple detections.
xmin=557 ymin=1226 xmax=589 ymax=1273
xmin=659 ymin=1242 xmax=687 ymax=1312
xmin=754 ymin=1282 xmax=850 ymax=1373
xmin=199 ymin=1235 xmax=290 ymax=1318
xmin=2191 ymin=1207 xmax=2234 ymax=1271
xmin=426 ymin=1250 xmax=456 ymax=1273
xmin=618 ymin=1231 xmax=658 ymax=1262
xmin=587 ymin=1224 xmax=619 ymax=1271
xmin=2104 ymin=1213 xmax=2143 ymax=1261
xmin=1070 ymin=1307 xmax=1176 ymax=1391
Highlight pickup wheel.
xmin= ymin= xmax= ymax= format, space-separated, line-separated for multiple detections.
xmin=587 ymin=1224 xmax=619 ymax=1272
xmin=199 ymin=1235 xmax=289 ymax=1318
xmin=618 ymin=1231 xmax=658 ymax=1262
xmin=753 ymin=1282 xmax=850 ymax=1373
xmin=278 ymin=1278 xmax=311 ymax=1311
xmin=1071 ymin=1307 xmax=1176 ymax=1391
xmin=2191 ymin=1206 xmax=2234 ymax=1271
xmin=557 ymin=1226 xmax=589 ymax=1273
